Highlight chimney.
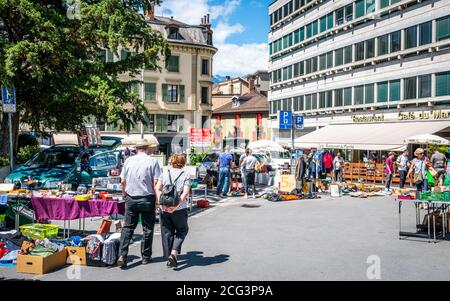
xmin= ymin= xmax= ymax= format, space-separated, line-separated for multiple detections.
xmin=145 ymin=0 xmax=155 ymax=20
xmin=249 ymin=79 xmax=255 ymax=92
xmin=228 ymin=79 xmax=234 ymax=95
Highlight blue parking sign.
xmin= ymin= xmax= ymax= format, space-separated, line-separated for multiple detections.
xmin=279 ymin=111 xmax=292 ymax=130
xmin=295 ymin=116 xmax=304 ymax=129
xmin=1 ymin=85 xmax=16 ymax=113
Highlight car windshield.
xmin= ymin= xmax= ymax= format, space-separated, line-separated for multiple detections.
xmin=25 ymin=149 xmax=79 ymax=168
xmin=203 ymin=153 xmax=219 ymax=162
xmin=270 ymin=151 xmax=290 ymax=159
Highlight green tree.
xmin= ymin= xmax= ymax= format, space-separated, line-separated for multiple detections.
xmin=0 ymin=0 xmax=169 ymax=155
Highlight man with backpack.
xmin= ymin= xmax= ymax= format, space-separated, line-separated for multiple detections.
xmin=117 ymin=139 xmax=161 ymax=268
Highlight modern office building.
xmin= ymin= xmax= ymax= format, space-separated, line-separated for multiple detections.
xmin=268 ymin=0 xmax=450 ymax=155
xmin=100 ymin=10 xmax=217 ymax=155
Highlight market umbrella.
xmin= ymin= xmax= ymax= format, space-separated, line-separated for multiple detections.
xmin=404 ymin=134 xmax=449 ymax=145
xmin=247 ymin=140 xmax=285 ymax=152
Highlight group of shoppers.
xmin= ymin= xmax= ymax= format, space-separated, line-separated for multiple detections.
xmin=118 ymin=139 xmax=191 ymax=269
xmin=384 ymin=148 xmax=449 ymax=192
xmin=215 ymin=146 xmax=259 ymax=199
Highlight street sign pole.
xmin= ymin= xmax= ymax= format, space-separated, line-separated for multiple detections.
xmin=8 ymin=113 xmax=13 ymax=171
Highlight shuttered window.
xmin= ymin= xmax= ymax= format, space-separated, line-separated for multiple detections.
xmin=144 ymin=83 xmax=156 ymax=101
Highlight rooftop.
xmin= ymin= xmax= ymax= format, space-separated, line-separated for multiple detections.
xmin=213 ymin=91 xmax=269 ymax=114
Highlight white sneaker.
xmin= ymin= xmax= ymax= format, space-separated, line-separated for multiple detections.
xmin=244 ymin=194 xmax=248 ymax=199
xmin=252 ymin=194 xmax=256 ymax=199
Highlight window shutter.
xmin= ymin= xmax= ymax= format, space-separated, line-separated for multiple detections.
xmin=162 ymin=84 xmax=168 ymax=102
xmin=179 ymin=85 xmax=185 ymax=103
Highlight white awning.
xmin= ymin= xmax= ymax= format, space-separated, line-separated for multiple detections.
xmin=295 ymin=121 xmax=450 ymax=151
xmin=106 ymin=133 xmax=159 ymax=146
xmin=53 ymin=133 xmax=78 ymax=145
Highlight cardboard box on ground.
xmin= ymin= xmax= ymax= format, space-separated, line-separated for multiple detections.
xmin=16 ymin=249 xmax=68 ymax=275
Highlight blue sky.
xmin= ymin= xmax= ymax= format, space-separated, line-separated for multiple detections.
xmin=156 ymin=0 xmax=272 ymax=77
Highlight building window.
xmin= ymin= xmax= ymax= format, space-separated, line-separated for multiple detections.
xmin=144 ymin=114 xmax=155 ymax=132
xmin=162 ymin=84 xmax=185 ymax=103
xmin=299 ymin=95 xmax=304 ymax=111
xmin=167 ymin=115 xmax=179 ymax=132
xmin=312 ymin=20 xmax=318 ymax=36
xmin=355 ymin=0 xmax=365 ymax=18
xmin=343 ymin=87 xmax=352 ymax=106
xmin=129 ymin=82 xmax=140 ymax=95
xmin=354 ymin=85 xmax=364 ymax=104
xmin=144 ymin=83 xmax=156 ymax=101
xmin=336 ymin=8 xmax=344 ymax=26
xmin=390 ymin=31 xmax=401 ymax=52
xmin=436 ymin=16 xmax=450 ymax=41
xmin=404 ymin=77 xmax=417 ymax=100
xmin=378 ymin=81 xmax=389 ymax=102
xmin=436 ymin=71 xmax=450 ymax=96
xmin=326 ymin=51 xmax=333 ymax=69
xmin=121 ymin=49 xmax=131 ymax=61
xmin=419 ymin=22 xmax=432 ymax=46
xmin=365 ymin=84 xmax=374 ymax=104
xmin=355 ymin=42 xmax=365 ymax=61
xmin=201 ymin=59 xmax=209 ymax=75
xmin=320 ymin=16 xmax=327 ymax=33
xmin=389 ymin=80 xmax=401 ymax=101
xmin=335 ymin=48 xmax=344 ymax=66
xmin=405 ymin=26 xmax=418 ymax=49
xmin=345 ymin=4 xmax=353 ymax=22
xmin=319 ymin=54 xmax=327 ymax=71
xmin=293 ymin=62 xmax=304 ymax=77
xmin=201 ymin=87 xmax=209 ymax=104
xmin=168 ymin=27 xmax=184 ymax=40
xmin=334 ymin=89 xmax=343 ymax=107
xmin=419 ymin=74 xmax=431 ymax=98
xmin=327 ymin=13 xmax=334 ymax=30
xmin=311 ymin=93 xmax=317 ymax=110
xmin=305 ymin=94 xmax=312 ymax=110
xmin=365 ymin=39 xmax=375 ymax=59
xmin=156 ymin=114 xmax=167 ymax=133
xmin=378 ymin=34 xmax=389 ymax=56
xmin=366 ymin=0 xmax=375 ymax=14
xmin=283 ymin=66 xmax=292 ymax=80
xmin=319 ymin=92 xmax=326 ymax=108
xmin=344 ymin=45 xmax=352 ymax=64
xmin=166 ymin=55 xmax=180 ymax=72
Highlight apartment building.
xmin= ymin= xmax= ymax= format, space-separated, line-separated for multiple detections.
xmin=268 ymin=0 xmax=450 ymax=153
xmin=99 ymin=12 xmax=217 ymax=155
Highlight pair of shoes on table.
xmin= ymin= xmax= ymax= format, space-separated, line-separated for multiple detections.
xmin=167 ymin=255 xmax=178 ymax=268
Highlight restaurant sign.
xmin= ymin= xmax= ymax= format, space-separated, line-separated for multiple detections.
xmin=352 ymin=110 xmax=450 ymax=123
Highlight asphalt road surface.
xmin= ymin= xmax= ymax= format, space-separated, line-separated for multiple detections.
xmin=1 ymin=194 xmax=449 ymax=281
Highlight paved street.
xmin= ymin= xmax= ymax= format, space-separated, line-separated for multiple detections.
xmin=1 ymin=194 xmax=450 ymax=281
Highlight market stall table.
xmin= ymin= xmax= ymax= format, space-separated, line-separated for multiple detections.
xmin=31 ymin=196 xmax=125 ymax=237
xmin=397 ymin=198 xmax=449 ymax=243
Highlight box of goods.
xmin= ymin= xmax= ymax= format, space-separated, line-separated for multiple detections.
xmin=19 ymin=223 xmax=60 ymax=240
xmin=66 ymin=247 xmax=87 ymax=266
xmin=16 ymin=249 xmax=67 ymax=275
xmin=74 ymin=194 xmax=92 ymax=202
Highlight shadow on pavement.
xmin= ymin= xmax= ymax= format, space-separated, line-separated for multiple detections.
xmin=173 ymin=251 xmax=230 ymax=271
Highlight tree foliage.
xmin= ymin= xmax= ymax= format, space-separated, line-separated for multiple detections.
xmin=0 ymin=0 xmax=168 ymax=154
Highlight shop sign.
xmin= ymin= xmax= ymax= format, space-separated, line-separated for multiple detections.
xmin=280 ymin=174 xmax=296 ymax=192
xmin=319 ymin=144 xmax=355 ymax=150
xmin=398 ymin=110 xmax=450 ymax=121
xmin=352 ymin=114 xmax=384 ymax=123
xmin=190 ymin=128 xmax=211 ymax=147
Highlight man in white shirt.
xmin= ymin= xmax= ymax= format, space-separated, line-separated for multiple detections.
xmin=396 ymin=150 xmax=410 ymax=189
xmin=241 ymin=149 xmax=258 ymax=199
xmin=117 ymin=139 xmax=161 ymax=268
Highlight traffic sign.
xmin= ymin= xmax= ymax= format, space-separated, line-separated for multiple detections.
xmin=279 ymin=111 xmax=292 ymax=130
xmin=1 ymin=85 xmax=16 ymax=113
xmin=294 ymin=115 xmax=304 ymax=129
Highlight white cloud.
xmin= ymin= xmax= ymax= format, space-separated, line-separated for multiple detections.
xmin=156 ymin=0 xmax=268 ymax=76
xmin=214 ymin=43 xmax=269 ymax=76
xmin=213 ymin=21 xmax=244 ymax=44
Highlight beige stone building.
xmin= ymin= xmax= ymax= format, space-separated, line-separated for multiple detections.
xmin=100 ymin=12 xmax=217 ymax=155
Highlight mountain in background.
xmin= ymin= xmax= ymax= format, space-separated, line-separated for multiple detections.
xmin=212 ymin=75 xmax=228 ymax=83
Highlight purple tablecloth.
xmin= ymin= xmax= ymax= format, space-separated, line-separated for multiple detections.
xmin=31 ymin=196 xmax=125 ymax=220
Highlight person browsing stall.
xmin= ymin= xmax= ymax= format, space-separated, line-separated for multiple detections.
xmin=117 ymin=139 xmax=161 ymax=268
xmin=216 ymin=146 xmax=234 ymax=198
xmin=241 ymin=148 xmax=258 ymax=199
xmin=396 ymin=150 xmax=410 ymax=189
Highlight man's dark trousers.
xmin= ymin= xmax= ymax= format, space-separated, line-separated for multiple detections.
xmin=119 ymin=195 xmax=156 ymax=260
